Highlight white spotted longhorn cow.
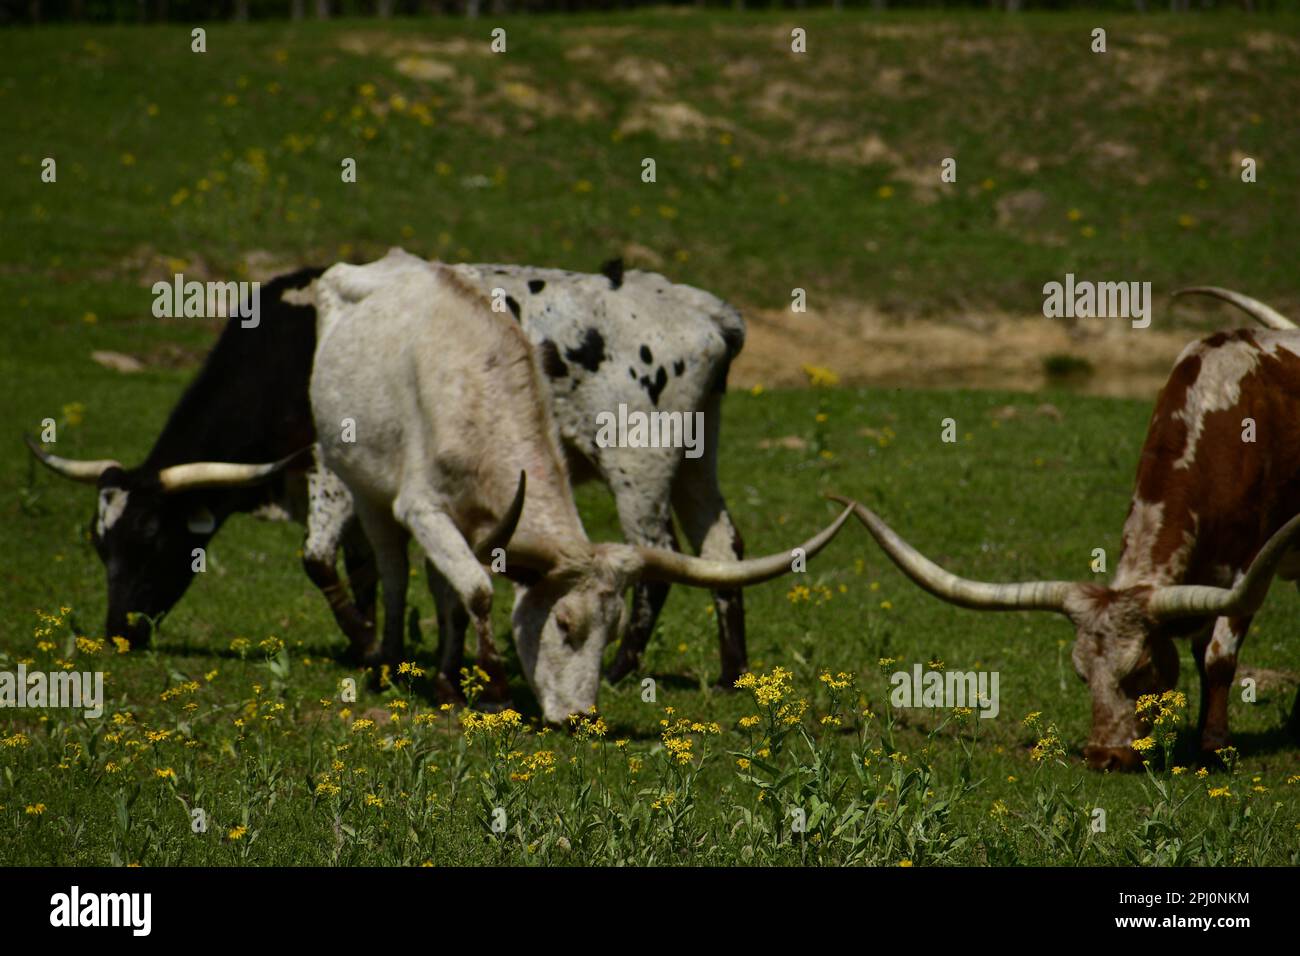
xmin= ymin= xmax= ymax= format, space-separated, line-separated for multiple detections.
xmin=303 ymin=248 xmax=851 ymax=722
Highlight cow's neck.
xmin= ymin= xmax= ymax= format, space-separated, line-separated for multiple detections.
xmin=511 ymin=462 xmax=589 ymax=563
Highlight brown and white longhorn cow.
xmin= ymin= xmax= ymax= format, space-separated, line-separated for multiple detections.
xmin=834 ymin=292 xmax=1300 ymax=770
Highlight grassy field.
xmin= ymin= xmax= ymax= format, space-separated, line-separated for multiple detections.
xmin=2 ymin=11 xmax=1300 ymax=865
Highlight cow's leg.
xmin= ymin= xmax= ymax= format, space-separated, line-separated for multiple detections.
xmin=352 ymin=499 xmax=411 ymax=685
xmin=1196 ymin=614 xmax=1251 ymax=760
xmin=341 ymin=517 xmax=377 ymax=633
xmin=395 ymin=497 xmax=510 ymax=706
xmin=670 ymin=391 xmax=747 ymax=688
xmin=601 ymin=457 xmax=678 ymax=685
xmin=302 ymin=465 xmax=375 ymax=662
xmin=424 ymin=558 xmax=471 ymax=704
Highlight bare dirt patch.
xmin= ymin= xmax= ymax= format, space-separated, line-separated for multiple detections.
xmin=393 ymin=56 xmax=457 ymax=82
xmin=337 ymin=33 xmax=485 ymax=59
xmin=609 ymin=55 xmax=675 ymax=94
xmin=618 ymin=101 xmax=730 ymax=141
xmin=731 ymin=301 xmax=1199 ymax=399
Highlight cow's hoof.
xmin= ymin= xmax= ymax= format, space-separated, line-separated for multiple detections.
xmin=477 ymin=664 xmax=513 ymax=705
xmin=1083 ymin=745 xmax=1144 ymax=772
xmin=339 ymin=642 xmax=373 ymax=667
xmin=432 ymin=673 xmax=465 ymax=708
xmin=604 ymin=655 xmax=638 ymax=685
xmin=1197 ymin=741 xmax=1234 ymax=770
xmin=363 ymin=656 xmax=400 ymax=692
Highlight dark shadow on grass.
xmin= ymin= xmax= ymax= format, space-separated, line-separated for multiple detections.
xmin=605 ymin=671 xmax=701 ymax=692
xmin=156 ymin=627 xmax=732 ymax=735
xmin=1215 ymin=724 xmax=1300 ymax=762
xmin=155 ymin=637 xmax=357 ymax=663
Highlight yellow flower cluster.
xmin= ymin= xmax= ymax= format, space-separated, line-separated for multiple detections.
xmin=658 ymin=712 xmax=720 ymax=767
xmin=801 ymin=364 xmax=840 ymax=388
xmin=819 ymin=671 xmax=853 ymax=691
xmin=776 ymin=697 xmax=808 ymax=727
xmin=509 ymin=750 xmax=557 ymax=782
xmin=461 ymin=708 xmax=523 ymax=741
xmin=569 ymin=710 xmax=608 ymax=741
xmin=1135 ymin=690 xmax=1187 ymax=728
xmin=34 ymin=607 xmax=70 ymax=643
xmin=663 ymin=735 xmax=693 ymax=765
xmin=735 ymin=666 xmax=793 ymax=707
xmin=459 ymin=665 xmax=491 ymax=704
xmin=315 ymin=759 xmax=347 ymax=797
xmin=787 ymin=584 xmax=836 ymax=606
xmin=650 ymin=791 xmax=677 ymax=811
xmin=160 ymin=681 xmax=200 ymax=703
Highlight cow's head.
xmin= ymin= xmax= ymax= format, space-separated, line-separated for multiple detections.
xmin=1061 ymin=586 xmax=1181 ymax=770
xmin=26 ymin=437 xmax=302 ymax=646
xmin=829 ymin=496 xmax=1300 ymax=771
xmin=508 ymin=494 xmax=854 ymax=724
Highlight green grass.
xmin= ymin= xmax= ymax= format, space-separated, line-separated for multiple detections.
xmin=2 ymin=11 xmax=1298 ymax=319
xmin=5 ymin=384 xmax=1300 ymax=864
xmin=2 ymin=11 xmax=1299 ymax=865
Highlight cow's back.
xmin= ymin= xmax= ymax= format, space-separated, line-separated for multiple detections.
xmin=142 ymin=267 xmax=323 ymax=471
xmin=451 ymin=263 xmax=744 ymax=466
xmin=310 ymin=250 xmax=572 ymax=527
xmin=1117 ymin=329 xmax=1300 ymax=589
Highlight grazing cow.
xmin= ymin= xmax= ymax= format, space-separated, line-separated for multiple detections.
xmin=454 ymin=260 xmax=748 ymax=685
xmin=26 ymin=268 xmax=378 ymax=649
xmin=306 ymin=257 xmax=752 ymax=685
xmin=29 ymin=260 xmax=750 ymax=685
xmin=306 ymin=248 xmax=849 ymax=721
xmin=832 ymin=320 xmax=1300 ymax=770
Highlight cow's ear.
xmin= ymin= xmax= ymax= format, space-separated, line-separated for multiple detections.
xmin=507 ymin=566 xmax=543 ymax=587
xmin=186 ymin=505 xmax=216 ymax=534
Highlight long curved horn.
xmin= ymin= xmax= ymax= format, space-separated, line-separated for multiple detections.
xmin=1147 ymin=512 xmax=1300 ymax=620
xmin=635 ymin=503 xmax=853 ymax=587
xmin=25 ymin=434 xmax=120 ymax=484
xmin=828 ymin=495 xmax=1075 ymax=613
xmin=156 ymin=447 xmax=310 ymax=493
xmin=1173 ymin=287 xmax=1297 ymax=331
xmin=474 ymin=471 xmax=526 ymax=562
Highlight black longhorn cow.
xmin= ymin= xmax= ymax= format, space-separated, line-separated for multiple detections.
xmin=27 ymin=267 xmax=377 ymax=649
